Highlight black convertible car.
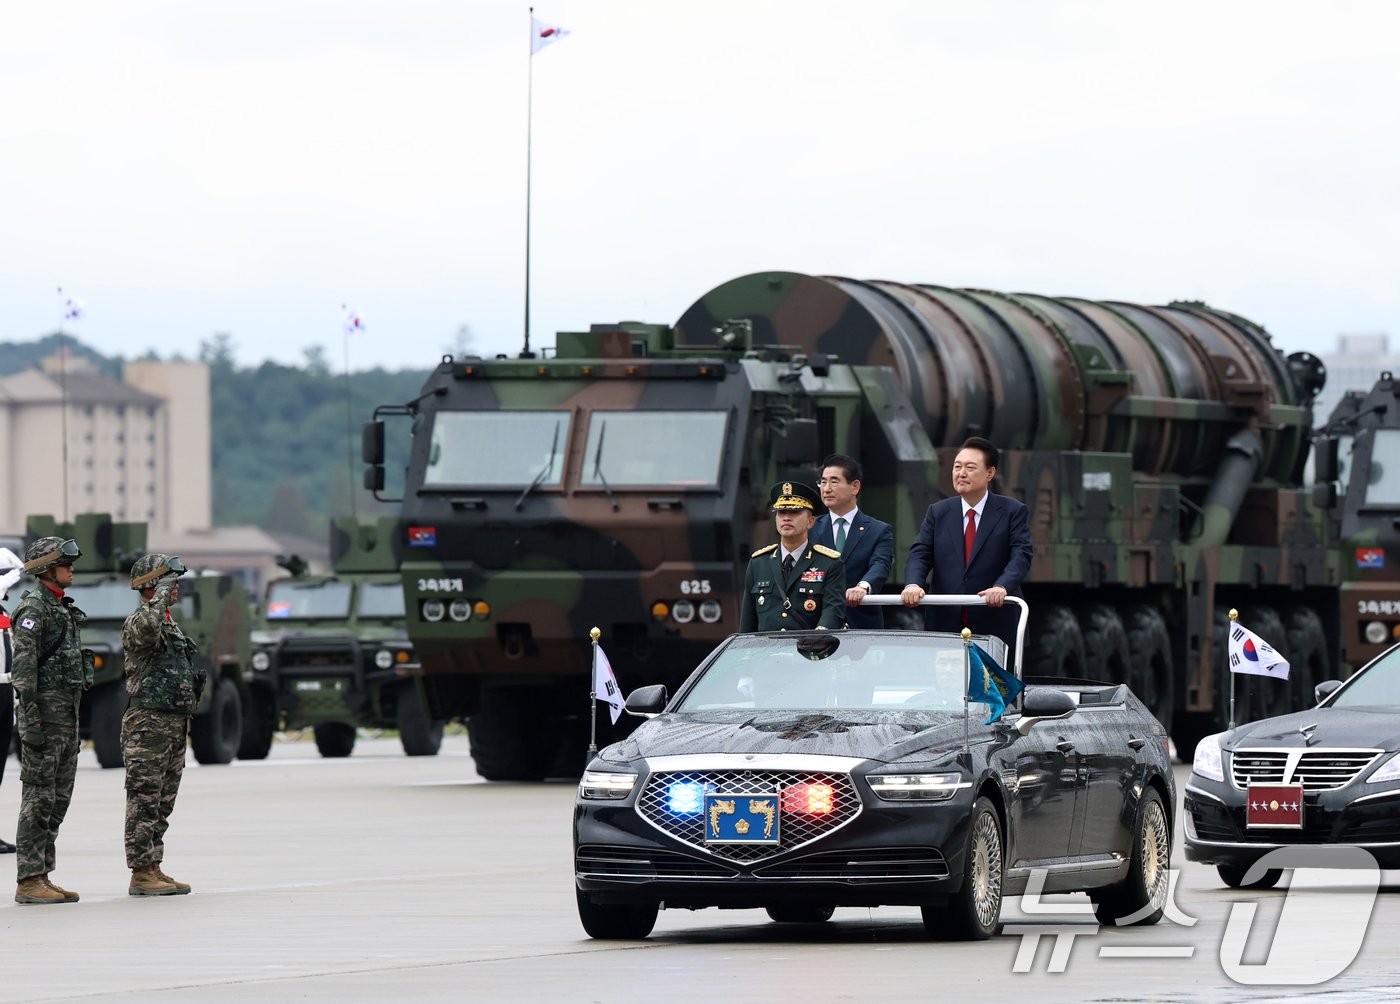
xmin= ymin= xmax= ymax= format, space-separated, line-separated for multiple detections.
xmin=1185 ymin=639 xmax=1400 ymax=887
xmin=574 ymin=629 xmax=1175 ymax=940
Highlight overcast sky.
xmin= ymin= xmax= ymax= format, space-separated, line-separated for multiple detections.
xmin=3 ymin=2 xmax=1397 ymax=373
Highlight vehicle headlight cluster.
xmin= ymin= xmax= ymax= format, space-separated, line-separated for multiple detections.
xmin=1369 ymin=751 xmax=1400 ymax=784
xmin=868 ymin=772 xmax=965 ymax=801
xmin=251 ymin=650 xmax=272 ymax=672
xmin=580 ymin=770 xmax=638 ymax=800
xmin=373 ymin=647 xmax=415 ymax=670
xmin=420 ymin=598 xmax=491 ymax=623
xmin=651 ymin=599 xmax=723 ymax=625
xmin=1192 ymin=733 xmax=1226 ymax=783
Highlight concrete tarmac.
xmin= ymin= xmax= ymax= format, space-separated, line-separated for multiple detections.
xmin=0 ymin=739 xmax=1398 ymax=1003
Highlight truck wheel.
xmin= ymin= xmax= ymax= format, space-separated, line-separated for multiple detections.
xmin=191 ymin=678 xmax=243 ymax=765
xmin=314 ymin=722 xmax=356 ymax=758
xmin=1092 ymin=788 xmax=1169 ymax=926
xmin=238 ymin=687 xmax=276 ymax=760
xmin=1123 ymin=604 xmax=1174 ymax=737
xmin=89 ymin=681 xmax=129 ymax=769
xmin=1242 ymin=606 xmax=1291 ymax=719
xmin=1284 ymin=606 xmax=1327 ymax=714
xmin=1024 ymin=605 xmax=1086 ymax=679
xmin=576 ymin=889 xmax=657 ymax=939
xmin=397 ymin=684 xmax=443 ymax=757
xmin=468 ymin=686 xmax=554 ymax=780
xmin=923 ymin=796 xmax=1003 ymax=940
xmin=1077 ymin=603 xmax=1129 ymax=683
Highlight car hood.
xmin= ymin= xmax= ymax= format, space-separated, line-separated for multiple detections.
xmin=605 ymin=710 xmax=973 ymax=764
xmin=1225 ymin=706 xmax=1400 ymax=752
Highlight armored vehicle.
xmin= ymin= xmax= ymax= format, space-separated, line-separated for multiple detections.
xmin=240 ymin=516 xmax=442 ymax=759
xmin=27 ymin=513 xmax=251 ymax=767
xmin=365 ymin=271 xmax=1337 ymax=776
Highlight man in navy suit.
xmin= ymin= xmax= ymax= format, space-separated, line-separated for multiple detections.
xmin=812 ymin=454 xmax=894 ymax=630
xmin=901 ymin=437 xmax=1033 ymax=662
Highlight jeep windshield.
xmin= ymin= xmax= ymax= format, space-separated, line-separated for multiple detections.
xmin=356 ymin=581 xmax=406 ymax=619
xmin=579 ymin=411 xmax=727 ymax=489
xmin=423 ymin=411 xmax=570 ymax=488
xmin=65 ymin=580 xmax=139 ymax=620
xmin=266 ymin=581 xmax=352 ymax=620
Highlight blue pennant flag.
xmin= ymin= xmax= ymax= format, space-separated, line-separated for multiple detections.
xmin=966 ymin=643 xmax=1025 ymax=724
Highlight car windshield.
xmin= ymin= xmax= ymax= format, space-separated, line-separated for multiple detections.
xmin=579 ymin=411 xmax=728 ymax=488
xmin=266 ymin=581 xmax=352 ymax=620
xmin=65 ymin=580 xmax=138 ymax=620
xmin=1332 ymin=647 xmax=1400 ymax=707
xmin=356 ymin=581 xmax=405 ymax=618
xmin=677 ymin=633 xmax=1000 ymax=712
xmin=424 ymin=411 xmax=570 ymax=488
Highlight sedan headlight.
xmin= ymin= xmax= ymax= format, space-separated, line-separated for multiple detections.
xmin=1192 ymin=733 xmax=1226 ymax=782
xmin=374 ymin=649 xmax=394 ymax=670
xmin=1370 ymin=751 xmax=1400 ymax=784
xmin=251 ymin=651 xmax=271 ymax=672
xmin=579 ymin=770 xmax=638 ymax=800
xmin=868 ymin=772 xmax=965 ymax=801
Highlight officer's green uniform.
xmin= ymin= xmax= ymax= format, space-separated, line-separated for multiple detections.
xmin=740 ymin=482 xmax=847 ymax=631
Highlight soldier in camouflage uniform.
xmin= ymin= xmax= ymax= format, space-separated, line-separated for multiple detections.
xmin=12 ymin=536 xmax=88 ymax=905
xmin=122 ymin=553 xmax=202 ymax=896
xmin=740 ymin=482 xmax=847 ymax=632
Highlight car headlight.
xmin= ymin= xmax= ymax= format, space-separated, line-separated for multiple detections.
xmin=449 ymin=599 xmax=472 ymax=622
xmin=1366 ymin=620 xmax=1388 ymax=645
xmin=698 ymin=600 xmax=722 ymax=624
xmin=374 ymin=649 xmax=394 ymax=670
xmin=579 ymin=770 xmax=637 ymax=800
xmin=1192 ymin=733 xmax=1226 ymax=782
xmin=422 ymin=599 xmax=446 ymax=622
xmin=1370 ymin=751 xmax=1400 ymax=784
xmin=868 ymin=772 xmax=965 ymax=801
xmin=251 ymin=651 xmax=271 ymax=672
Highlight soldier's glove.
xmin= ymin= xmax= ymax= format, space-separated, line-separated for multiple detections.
xmin=194 ymin=670 xmax=208 ymax=705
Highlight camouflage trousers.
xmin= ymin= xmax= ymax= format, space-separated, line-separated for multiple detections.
xmin=16 ymin=690 xmax=82 ymax=882
xmin=122 ymin=708 xmax=189 ymax=871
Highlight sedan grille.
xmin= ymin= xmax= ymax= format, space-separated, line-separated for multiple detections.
xmin=637 ymin=769 xmax=860 ymax=863
xmin=1231 ymin=749 xmax=1381 ymax=791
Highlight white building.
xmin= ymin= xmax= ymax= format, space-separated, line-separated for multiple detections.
xmin=1314 ymin=333 xmax=1400 ymax=427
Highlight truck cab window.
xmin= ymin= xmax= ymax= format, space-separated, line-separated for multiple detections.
xmin=425 ymin=412 xmax=571 ymax=488
xmin=579 ymin=411 xmax=727 ymax=488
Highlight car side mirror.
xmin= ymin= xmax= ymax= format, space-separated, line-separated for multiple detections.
xmin=625 ymin=684 xmax=669 ymax=718
xmin=1314 ymin=679 xmax=1343 ymax=704
xmin=1015 ymin=687 xmax=1076 ymax=736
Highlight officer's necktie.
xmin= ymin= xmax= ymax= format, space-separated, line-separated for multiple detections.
xmin=782 ymin=553 xmax=795 ymax=577
xmin=834 ymin=517 xmax=847 ymax=552
xmin=964 ymin=509 xmax=976 ymax=565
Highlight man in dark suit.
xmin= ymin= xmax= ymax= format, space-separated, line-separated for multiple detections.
xmin=812 ymin=454 xmax=894 ymax=629
xmin=901 ymin=437 xmax=1033 ymax=662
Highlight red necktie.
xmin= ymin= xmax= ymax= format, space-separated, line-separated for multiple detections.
xmin=964 ymin=509 xmax=976 ymax=565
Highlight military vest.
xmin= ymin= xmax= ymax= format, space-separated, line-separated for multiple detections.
xmin=15 ymin=587 xmax=87 ymax=692
xmin=128 ymin=624 xmax=200 ymax=713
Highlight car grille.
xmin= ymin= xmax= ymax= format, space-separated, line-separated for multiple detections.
xmin=637 ymin=769 xmax=860 ymax=863
xmin=752 ymin=847 xmax=948 ymax=880
xmin=575 ymin=845 xmax=738 ymax=880
xmin=1231 ymin=749 xmax=1381 ymax=791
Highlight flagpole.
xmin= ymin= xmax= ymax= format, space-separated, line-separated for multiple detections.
xmin=960 ymin=627 xmax=971 ymax=756
xmin=1228 ymin=607 xmax=1238 ymax=730
xmin=341 ymin=305 xmax=357 ymax=518
xmin=588 ymin=626 xmax=601 ymax=759
xmin=522 ymin=7 xmax=535 ymax=359
xmin=56 ymin=286 xmax=70 ymax=522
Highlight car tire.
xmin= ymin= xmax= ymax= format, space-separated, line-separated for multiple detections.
xmin=765 ymin=904 xmax=835 ymax=924
xmin=237 ymin=687 xmax=276 ymax=760
xmin=923 ymin=796 xmax=1003 ymax=940
xmin=1217 ymin=863 xmax=1282 ymax=890
xmin=89 ymin=681 xmax=129 ymax=769
xmin=1092 ymin=788 xmax=1169 ymax=926
xmin=314 ymin=722 xmax=356 ymax=758
xmin=191 ymin=678 xmax=243 ymax=765
xmin=397 ymin=683 xmax=444 ymax=757
xmin=576 ymin=889 xmax=658 ymax=940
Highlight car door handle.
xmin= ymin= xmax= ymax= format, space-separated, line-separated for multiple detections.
xmin=1127 ymin=738 xmax=1146 ymax=751
xmin=1056 ymin=740 xmax=1075 ymax=754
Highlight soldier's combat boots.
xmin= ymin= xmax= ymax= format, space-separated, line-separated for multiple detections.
xmin=43 ymin=876 xmax=79 ymax=902
xmin=15 ymin=877 xmax=68 ymax=904
xmin=129 ymin=868 xmax=178 ymax=896
xmin=155 ymin=867 xmax=191 ymax=894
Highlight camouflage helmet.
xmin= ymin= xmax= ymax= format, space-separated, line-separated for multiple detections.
xmin=130 ymin=552 xmax=187 ymax=591
xmin=23 ymin=536 xmax=81 ymax=576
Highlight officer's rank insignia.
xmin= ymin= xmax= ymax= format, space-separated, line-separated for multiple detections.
xmin=801 ymin=569 xmax=824 ymax=582
xmin=782 ymin=482 xmax=792 ymax=495
xmin=804 ymin=599 xmax=817 ymax=612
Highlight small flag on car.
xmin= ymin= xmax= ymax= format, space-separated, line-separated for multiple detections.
xmin=966 ymin=643 xmax=1025 ymax=724
xmin=593 ymin=645 xmax=624 ymax=724
xmin=1228 ymin=620 xmax=1290 ymax=680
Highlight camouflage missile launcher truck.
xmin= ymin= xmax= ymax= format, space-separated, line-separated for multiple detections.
xmin=27 ymin=513 xmax=252 ymax=767
xmin=240 ymin=516 xmax=442 ymax=759
xmin=364 ymin=271 xmax=1336 ymax=775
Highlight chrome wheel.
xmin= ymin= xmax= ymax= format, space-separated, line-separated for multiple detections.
xmin=1140 ymin=798 xmax=1169 ymax=914
xmin=969 ymin=809 xmax=1003 ymax=931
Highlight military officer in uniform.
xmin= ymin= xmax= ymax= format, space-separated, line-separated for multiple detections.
xmin=12 ymin=536 xmax=88 ymax=905
xmin=122 ymin=553 xmax=201 ymax=896
xmin=740 ymin=482 xmax=847 ymax=632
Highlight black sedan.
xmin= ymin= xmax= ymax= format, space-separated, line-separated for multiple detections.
xmin=574 ymin=629 xmax=1175 ymax=940
xmin=1185 ymin=640 xmax=1400 ymax=887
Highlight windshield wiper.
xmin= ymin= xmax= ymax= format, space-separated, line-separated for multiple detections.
xmin=515 ymin=419 xmax=562 ymax=511
xmin=592 ymin=420 xmax=620 ymax=512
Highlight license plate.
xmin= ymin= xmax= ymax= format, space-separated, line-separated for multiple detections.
xmin=704 ymin=792 xmax=780 ymax=844
xmin=294 ymin=680 xmax=322 ymax=692
xmin=1246 ymin=784 xmax=1304 ymax=829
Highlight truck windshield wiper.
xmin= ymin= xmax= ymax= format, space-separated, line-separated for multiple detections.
xmin=514 ymin=419 xmax=562 ymax=511
xmin=592 ymin=420 xmax=620 ymax=512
